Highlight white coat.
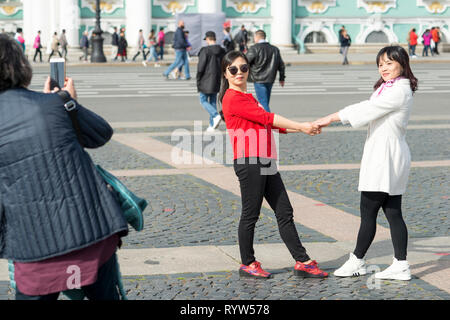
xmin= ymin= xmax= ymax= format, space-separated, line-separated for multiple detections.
xmin=338 ymin=78 xmax=413 ymax=195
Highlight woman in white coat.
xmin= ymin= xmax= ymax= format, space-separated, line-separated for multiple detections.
xmin=315 ymin=46 xmax=418 ymax=281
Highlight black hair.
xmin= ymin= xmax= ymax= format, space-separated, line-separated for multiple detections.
xmin=0 ymin=34 xmax=32 ymax=92
xmin=374 ymin=45 xmax=418 ymax=93
xmin=254 ymin=29 xmax=266 ymax=39
xmin=218 ymin=51 xmax=249 ymax=107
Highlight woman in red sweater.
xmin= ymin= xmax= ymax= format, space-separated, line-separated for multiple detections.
xmin=219 ymin=51 xmax=328 ymax=279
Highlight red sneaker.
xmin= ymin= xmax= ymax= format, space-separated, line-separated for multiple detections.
xmin=294 ymin=260 xmax=328 ymax=278
xmin=239 ymin=261 xmax=272 ymax=279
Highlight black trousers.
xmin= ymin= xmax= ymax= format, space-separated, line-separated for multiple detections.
xmin=15 ymin=253 xmax=120 ymax=300
xmin=354 ymin=192 xmax=408 ymax=261
xmin=233 ymin=158 xmax=310 ymax=266
xmin=33 ymin=48 xmax=42 ymax=62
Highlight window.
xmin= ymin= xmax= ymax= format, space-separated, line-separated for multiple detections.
xmin=366 ymin=31 xmax=389 ymax=43
xmin=304 ymin=31 xmax=327 ymax=43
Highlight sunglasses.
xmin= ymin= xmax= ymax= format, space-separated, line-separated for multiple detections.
xmin=227 ymin=64 xmax=249 ymax=75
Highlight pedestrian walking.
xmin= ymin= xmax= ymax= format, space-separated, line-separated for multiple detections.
xmin=407 ymin=28 xmax=418 ymax=57
xmin=431 ymin=27 xmax=441 ymax=55
xmin=132 ymin=29 xmax=146 ymax=62
xmin=143 ymin=29 xmax=160 ymax=67
xmin=14 ymin=28 xmax=25 ymax=53
xmin=79 ymin=31 xmax=89 ymax=61
xmin=111 ymin=27 xmax=119 ymax=61
xmin=196 ymin=31 xmax=226 ymax=133
xmin=162 ymin=20 xmax=191 ymax=80
xmin=48 ymin=32 xmax=62 ymax=62
xmin=59 ymin=29 xmax=68 ymax=59
xmin=218 ymin=50 xmax=328 ymax=280
xmin=235 ymin=25 xmax=248 ymax=53
xmin=33 ymin=30 xmax=43 ymax=63
xmin=222 ymin=21 xmax=235 ymax=53
xmin=422 ymin=29 xmax=432 ymax=57
xmin=174 ymin=30 xmax=192 ymax=79
xmin=339 ymin=28 xmax=351 ymax=65
xmin=246 ymin=30 xmax=285 ymax=112
xmin=0 ymin=34 xmax=129 ymax=300
xmin=117 ymin=31 xmax=128 ymax=62
xmin=157 ymin=27 xmax=165 ymax=60
xmin=314 ymin=46 xmax=418 ymax=281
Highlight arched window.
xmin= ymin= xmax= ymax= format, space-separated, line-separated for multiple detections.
xmin=304 ymin=31 xmax=327 ymax=43
xmin=366 ymin=31 xmax=389 ymax=43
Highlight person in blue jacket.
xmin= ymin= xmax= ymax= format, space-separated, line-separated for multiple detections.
xmin=0 ymin=34 xmax=128 ymax=300
xmin=162 ymin=20 xmax=191 ymax=80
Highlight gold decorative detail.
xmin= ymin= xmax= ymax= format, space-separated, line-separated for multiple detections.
xmin=166 ymin=1 xmax=184 ymax=13
xmin=298 ymin=0 xmax=336 ymax=14
xmin=308 ymin=1 xmax=326 ymax=13
xmin=81 ymin=0 xmax=124 ymax=14
xmin=2 ymin=6 xmax=16 ymax=15
xmin=428 ymin=1 xmax=444 ymax=13
xmin=226 ymin=0 xmax=267 ymax=13
xmin=367 ymin=1 xmax=386 ymax=11
xmin=235 ymin=1 xmax=256 ymax=12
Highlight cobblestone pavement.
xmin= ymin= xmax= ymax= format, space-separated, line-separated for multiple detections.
xmin=281 ymin=167 xmax=449 ymax=238
xmin=1 ymin=65 xmax=449 ymax=302
xmin=152 ymin=128 xmax=450 ymax=166
xmin=1 ymin=268 xmax=449 ymax=300
xmin=117 ymin=175 xmax=334 ymax=249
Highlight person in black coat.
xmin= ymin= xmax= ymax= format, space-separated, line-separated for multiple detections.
xmin=246 ymin=29 xmax=285 ymax=112
xmin=196 ymin=31 xmax=226 ymax=133
xmin=0 ymin=34 xmax=128 ymax=300
xmin=117 ymin=31 xmax=128 ymax=62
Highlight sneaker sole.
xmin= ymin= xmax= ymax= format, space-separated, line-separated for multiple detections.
xmin=375 ymin=273 xmax=411 ymax=281
xmin=334 ymin=269 xmax=367 ymax=277
xmin=294 ymin=269 xmax=328 ymax=278
xmin=239 ymin=269 xmax=272 ymax=279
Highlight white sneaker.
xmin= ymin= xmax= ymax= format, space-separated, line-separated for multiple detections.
xmin=142 ymin=61 xmax=147 ymax=67
xmin=205 ymin=126 xmax=216 ymax=134
xmin=375 ymin=257 xmax=411 ymax=281
xmin=334 ymin=253 xmax=367 ymax=277
xmin=212 ymin=115 xmax=222 ymax=129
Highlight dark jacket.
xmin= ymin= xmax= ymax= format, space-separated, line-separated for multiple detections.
xmin=118 ymin=36 xmax=128 ymax=52
xmin=0 ymin=88 xmax=128 ymax=262
xmin=80 ymin=35 xmax=89 ymax=48
xmin=111 ymin=32 xmax=119 ymax=46
xmin=172 ymin=27 xmax=189 ymax=50
xmin=196 ymin=44 xmax=226 ymax=94
xmin=246 ymin=42 xmax=285 ymax=84
xmin=339 ymin=34 xmax=351 ymax=47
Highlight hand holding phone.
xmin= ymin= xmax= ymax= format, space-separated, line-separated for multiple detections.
xmin=44 ymin=76 xmax=77 ymax=100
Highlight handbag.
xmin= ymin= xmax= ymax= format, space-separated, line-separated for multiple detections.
xmin=58 ymin=90 xmax=148 ymax=231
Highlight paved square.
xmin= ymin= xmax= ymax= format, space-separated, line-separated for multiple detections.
xmin=1 ymin=63 xmax=448 ymax=300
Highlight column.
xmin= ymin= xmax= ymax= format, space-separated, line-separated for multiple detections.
xmin=271 ymin=0 xmax=292 ymax=46
xmin=22 ymin=0 xmax=33 ymax=46
xmin=125 ymin=0 xmax=152 ymax=48
xmin=59 ymin=0 xmax=80 ymax=47
xmin=197 ymin=0 xmax=222 ymax=13
xmin=22 ymin=0 xmax=52 ymax=48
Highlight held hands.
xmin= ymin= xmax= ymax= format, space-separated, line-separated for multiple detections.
xmin=299 ymin=122 xmax=321 ymax=136
xmin=313 ymin=112 xmax=341 ymax=129
xmin=44 ymin=76 xmax=78 ymax=100
xmin=313 ymin=116 xmax=333 ymax=128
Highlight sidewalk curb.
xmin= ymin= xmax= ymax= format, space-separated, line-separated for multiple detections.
xmin=31 ymin=59 xmax=450 ymax=68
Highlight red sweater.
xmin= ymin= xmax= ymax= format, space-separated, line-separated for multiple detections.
xmin=222 ymin=88 xmax=286 ymax=160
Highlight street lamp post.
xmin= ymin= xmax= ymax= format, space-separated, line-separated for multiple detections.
xmin=91 ymin=0 xmax=107 ymax=62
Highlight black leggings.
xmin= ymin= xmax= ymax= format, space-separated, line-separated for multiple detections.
xmin=354 ymin=192 xmax=408 ymax=261
xmin=233 ymin=158 xmax=310 ymax=266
